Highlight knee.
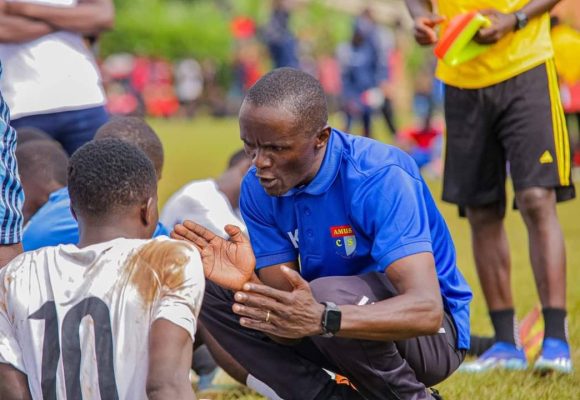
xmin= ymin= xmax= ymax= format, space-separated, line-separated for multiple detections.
xmin=465 ymin=203 xmax=504 ymax=229
xmin=309 ymin=276 xmax=343 ymax=303
xmin=516 ymin=188 xmax=555 ymax=221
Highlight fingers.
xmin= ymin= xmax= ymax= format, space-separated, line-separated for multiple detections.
xmin=232 ymin=301 xmax=273 ymax=322
xmin=474 ymin=27 xmax=498 ymax=44
xmin=234 ymin=291 xmax=282 ymax=311
xmin=239 ymin=282 xmax=290 ymax=303
xmin=173 ymin=223 xmax=210 ymax=249
xmin=224 ymin=224 xmax=247 ymax=244
xmin=169 ymin=231 xmax=186 ymax=241
xmin=182 ymin=220 xmax=218 ymax=241
xmin=424 ymin=15 xmax=445 ymax=27
xmin=414 ymin=24 xmax=438 ymax=45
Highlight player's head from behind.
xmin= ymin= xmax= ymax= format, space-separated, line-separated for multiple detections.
xmin=95 ymin=116 xmax=164 ymax=179
xmin=16 ymin=126 xmax=53 ymax=146
xmin=68 ymin=138 xmax=158 ymax=242
xmin=16 ymin=140 xmax=68 ymax=223
xmin=239 ymin=67 xmax=330 ymax=196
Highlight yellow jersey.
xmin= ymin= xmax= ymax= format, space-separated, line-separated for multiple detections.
xmin=435 ymin=0 xmax=553 ymax=88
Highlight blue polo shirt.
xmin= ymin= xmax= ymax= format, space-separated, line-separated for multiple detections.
xmin=240 ymin=129 xmax=472 ymax=349
xmin=23 ymin=187 xmax=168 ymax=251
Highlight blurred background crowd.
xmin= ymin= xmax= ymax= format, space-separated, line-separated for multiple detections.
xmin=95 ymin=0 xmax=580 ymax=175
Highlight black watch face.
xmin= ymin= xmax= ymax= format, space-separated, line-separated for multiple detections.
xmin=325 ymin=309 xmax=341 ymax=334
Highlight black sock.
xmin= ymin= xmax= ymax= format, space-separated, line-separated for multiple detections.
xmin=490 ymin=309 xmax=516 ymax=345
xmin=468 ymin=335 xmax=496 ymax=356
xmin=542 ymin=308 xmax=568 ymax=342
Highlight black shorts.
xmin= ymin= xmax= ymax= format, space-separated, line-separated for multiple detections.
xmin=443 ymin=60 xmax=575 ymax=216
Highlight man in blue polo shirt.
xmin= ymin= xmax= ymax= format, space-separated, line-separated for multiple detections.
xmin=173 ymin=68 xmax=471 ymax=400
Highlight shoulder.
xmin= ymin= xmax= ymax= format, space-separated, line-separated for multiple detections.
xmin=1 ymin=247 xmax=53 ymax=287
xmin=335 ymin=130 xmax=421 ymax=182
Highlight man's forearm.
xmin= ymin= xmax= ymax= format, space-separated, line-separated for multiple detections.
xmin=518 ymin=0 xmax=560 ymax=21
xmin=404 ymin=0 xmax=433 ymax=18
xmin=0 ymin=14 xmax=54 ymax=43
xmin=337 ymin=292 xmax=443 ymax=341
xmin=7 ymin=0 xmax=114 ymax=36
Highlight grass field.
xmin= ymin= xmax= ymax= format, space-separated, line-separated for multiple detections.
xmin=149 ymin=116 xmax=580 ymax=399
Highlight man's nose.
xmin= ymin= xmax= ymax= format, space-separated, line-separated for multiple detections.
xmin=253 ymin=148 xmax=272 ymax=169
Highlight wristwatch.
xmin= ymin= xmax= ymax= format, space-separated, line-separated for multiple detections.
xmin=320 ymin=302 xmax=341 ymax=337
xmin=514 ymin=11 xmax=528 ymax=31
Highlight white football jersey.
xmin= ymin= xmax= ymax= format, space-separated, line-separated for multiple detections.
xmin=0 ymin=237 xmax=205 ymax=399
xmin=160 ymin=179 xmax=246 ymax=238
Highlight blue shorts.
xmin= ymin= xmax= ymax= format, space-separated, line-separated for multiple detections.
xmin=11 ymin=105 xmax=109 ymax=155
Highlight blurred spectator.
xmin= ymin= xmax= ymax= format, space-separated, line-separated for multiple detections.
xmin=102 ymin=53 xmax=141 ymax=116
xmin=261 ymin=0 xmax=299 ymax=68
xmin=161 ymin=149 xmax=250 ymax=242
xmin=0 ymin=0 xmax=114 ymax=155
xmin=337 ymin=12 xmax=389 ymax=138
xmin=143 ymin=59 xmax=179 ymax=118
xmin=174 ymin=58 xmax=204 ymax=118
xmin=317 ymin=54 xmax=342 ymax=113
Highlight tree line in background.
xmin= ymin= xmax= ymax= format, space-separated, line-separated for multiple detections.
xmin=102 ymin=0 xmax=351 ymax=64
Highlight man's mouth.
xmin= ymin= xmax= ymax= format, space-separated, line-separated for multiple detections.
xmin=258 ymin=176 xmax=278 ymax=189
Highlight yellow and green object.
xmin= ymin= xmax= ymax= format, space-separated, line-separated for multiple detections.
xmin=434 ymin=12 xmax=492 ymax=67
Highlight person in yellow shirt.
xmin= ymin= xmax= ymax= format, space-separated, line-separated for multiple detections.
xmin=405 ymin=0 xmax=574 ymax=374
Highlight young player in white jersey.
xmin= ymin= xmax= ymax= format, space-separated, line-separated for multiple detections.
xmin=0 ymin=138 xmax=204 ymax=399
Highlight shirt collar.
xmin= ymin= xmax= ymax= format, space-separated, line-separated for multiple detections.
xmin=285 ymin=128 xmax=343 ymax=197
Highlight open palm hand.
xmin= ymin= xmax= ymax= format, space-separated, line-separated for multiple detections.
xmin=171 ymin=221 xmax=255 ymax=291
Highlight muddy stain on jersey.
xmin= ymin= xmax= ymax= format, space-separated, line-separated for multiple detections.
xmin=127 ymin=241 xmax=190 ymax=305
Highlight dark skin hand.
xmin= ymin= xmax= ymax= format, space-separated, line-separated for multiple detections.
xmin=171 ymin=220 xmax=258 ymax=291
xmin=473 ymin=9 xmax=516 ymax=44
xmin=233 ymin=266 xmax=324 ymax=338
xmin=412 ymin=14 xmax=445 ymax=45
xmin=172 ymin=221 xmax=444 ymax=342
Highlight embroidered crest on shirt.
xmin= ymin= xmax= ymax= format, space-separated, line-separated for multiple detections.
xmin=330 ymin=225 xmax=357 ymax=256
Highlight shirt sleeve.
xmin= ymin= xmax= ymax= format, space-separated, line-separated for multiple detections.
xmin=352 ymin=165 xmax=433 ymax=270
xmin=151 ymin=244 xmax=205 ymax=341
xmin=240 ymin=173 xmax=297 ymax=269
xmin=0 ymin=269 xmax=26 ymax=373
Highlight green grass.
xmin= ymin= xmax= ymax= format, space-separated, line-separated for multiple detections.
xmin=151 ymin=116 xmax=580 ymax=399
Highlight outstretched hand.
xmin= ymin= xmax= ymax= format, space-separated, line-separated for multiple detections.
xmin=171 ymin=221 xmax=256 ymax=291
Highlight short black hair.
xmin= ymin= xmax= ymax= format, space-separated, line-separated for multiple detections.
xmin=227 ymin=148 xmax=249 ymax=169
xmin=243 ymin=67 xmax=328 ymax=135
xmin=95 ymin=116 xmax=164 ymax=176
xmin=68 ymin=138 xmax=157 ymax=218
xmin=16 ymin=140 xmax=68 ymax=186
xmin=16 ymin=126 xmax=52 ymax=145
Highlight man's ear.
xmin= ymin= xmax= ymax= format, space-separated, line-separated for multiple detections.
xmin=141 ymin=197 xmax=156 ymax=226
xmin=315 ymin=125 xmax=331 ymax=149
